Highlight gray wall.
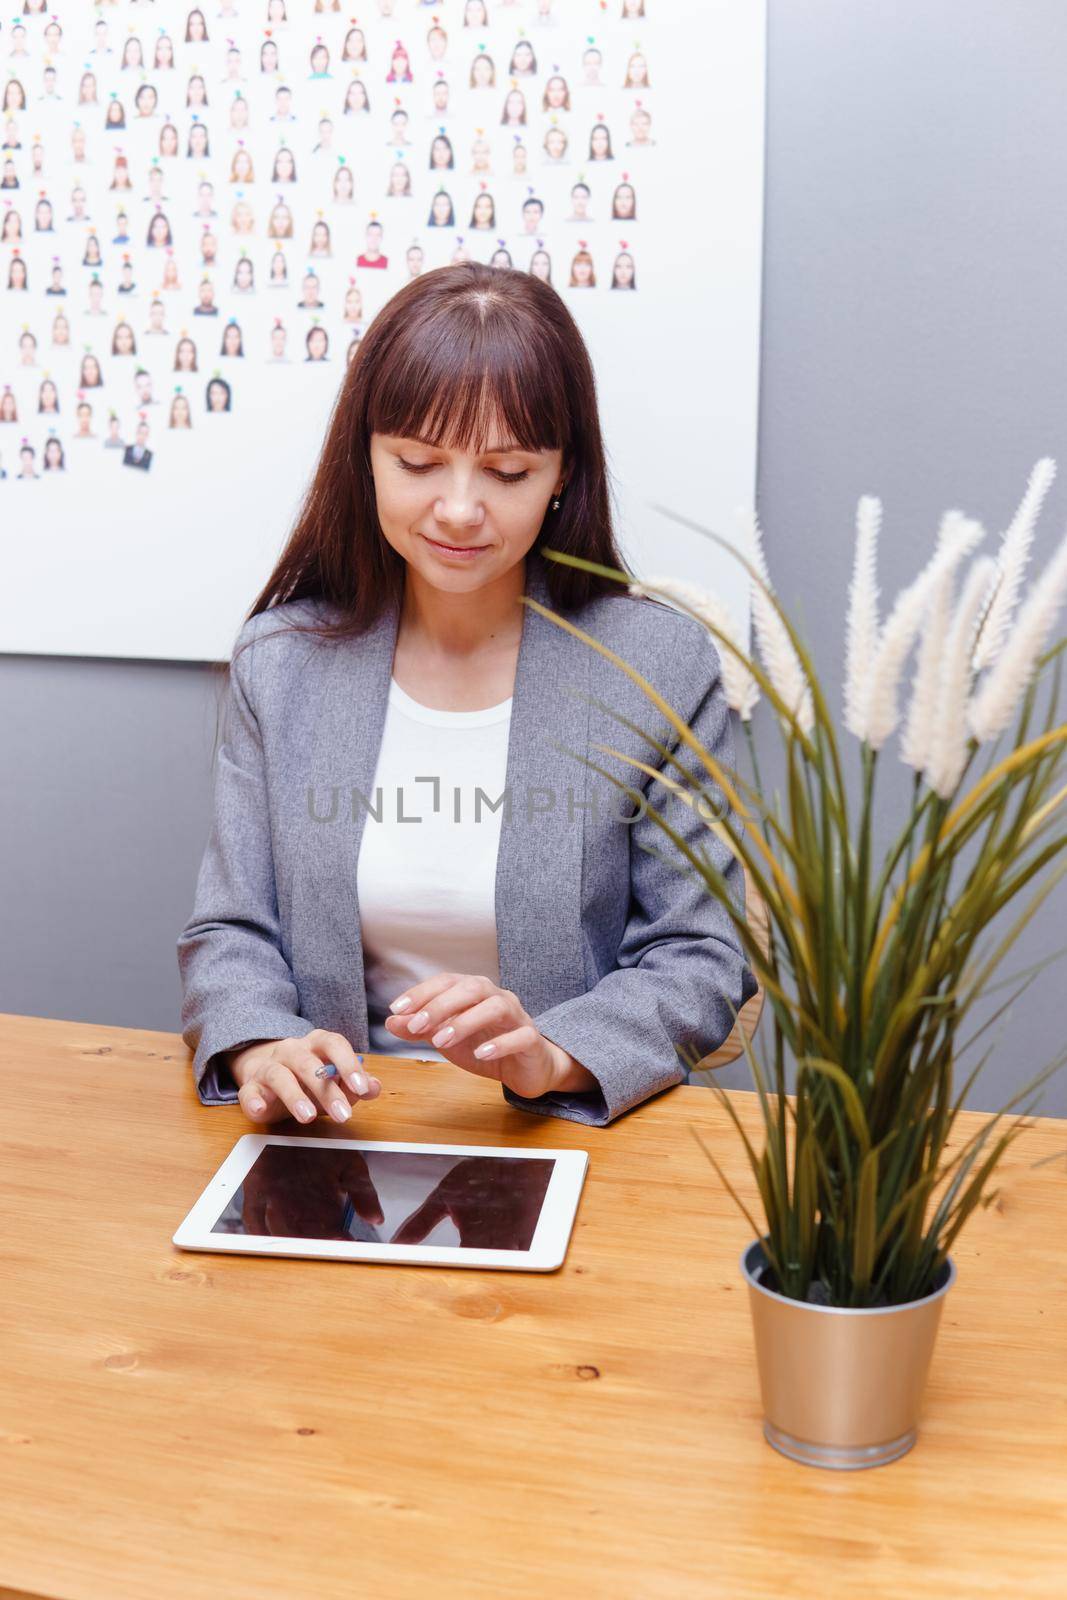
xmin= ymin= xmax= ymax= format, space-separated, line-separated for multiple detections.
xmin=3 ymin=0 xmax=1065 ymax=1113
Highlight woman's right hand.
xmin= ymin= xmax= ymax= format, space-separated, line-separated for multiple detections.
xmin=227 ymin=1030 xmax=381 ymax=1126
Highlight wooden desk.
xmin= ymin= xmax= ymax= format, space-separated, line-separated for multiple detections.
xmin=1 ymin=1013 xmax=1065 ymax=1600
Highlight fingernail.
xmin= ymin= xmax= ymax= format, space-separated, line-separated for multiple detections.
xmin=347 ymin=1071 xmax=369 ymax=1094
xmin=390 ymin=996 xmax=412 ymax=1013
xmin=330 ymin=1100 xmax=352 ymax=1122
xmin=295 ymin=1099 xmax=316 ymax=1120
xmin=432 ymin=1026 xmax=454 ymax=1046
xmin=474 ymin=1042 xmax=496 ymax=1059
xmin=248 ymin=1096 xmax=266 ymax=1114
xmin=407 ymin=1010 xmax=429 ymax=1032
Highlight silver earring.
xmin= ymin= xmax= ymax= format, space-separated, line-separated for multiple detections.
xmin=551 ymin=496 xmax=561 ymax=512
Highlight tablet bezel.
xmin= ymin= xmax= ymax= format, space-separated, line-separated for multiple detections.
xmin=172 ymin=1134 xmax=589 ymax=1271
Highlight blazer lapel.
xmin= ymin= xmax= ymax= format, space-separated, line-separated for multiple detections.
xmin=302 ymin=550 xmax=590 ymax=1048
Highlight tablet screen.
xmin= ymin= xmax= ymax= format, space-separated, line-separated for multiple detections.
xmin=212 ymin=1145 xmax=556 ymax=1251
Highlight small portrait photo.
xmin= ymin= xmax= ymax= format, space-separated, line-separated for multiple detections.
xmin=37 ymin=377 xmax=59 ymax=414
xmin=123 ymin=418 xmax=153 ymax=469
xmin=611 ymin=248 xmax=636 ymax=289
xmin=427 ymin=188 xmax=455 ymax=228
xmin=387 ymin=43 xmax=413 ymax=84
xmin=589 ymin=121 xmax=615 ymax=161
xmin=79 ymin=351 xmax=104 ymax=387
xmin=470 ymin=189 xmax=495 ymax=229
xmin=174 ymin=335 xmax=199 ymax=373
xmin=529 ymin=247 xmax=552 ymax=283
xmin=470 ymin=52 xmax=495 ymax=90
xmin=612 ymin=179 xmax=637 ymax=220
xmin=542 ymin=74 xmax=570 ymax=112
xmin=43 ymin=435 xmax=65 ymax=472
xmin=569 ymin=247 xmax=596 ymax=287
xmin=111 ymin=319 xmax=137 ymax=356
xmin=169 ymin=391 xmax=193 ymax=429
xmin=220 ymin=319 xmax=244 ymax=357
xmin=206 ymin=375 xmax=232 ymax=412
xmin=501 ymin=88 xmax=527 ymax=126
xmin=624 ymin=50 xmax=651 ymax=89
xmin=233 ymin=255 xmax=255 ymax=292
xmin=305 ymin=324 xmax=329 ymax=361
xmin=333 ymin=163 xmax=355 ymax=202
xmin=343 ymin=78 xmax=371 ymax=115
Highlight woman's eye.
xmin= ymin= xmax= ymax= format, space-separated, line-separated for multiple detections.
xmin=398 ymin=458 xmax=436 ymax=474
xmin=397 ymin=459 xmax=529 ymax=485
xmin=489 ymin=469 xmax=530 ymax=484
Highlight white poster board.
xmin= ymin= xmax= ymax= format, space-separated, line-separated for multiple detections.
xmin=0 ymin=0 xmax=764 ymax=660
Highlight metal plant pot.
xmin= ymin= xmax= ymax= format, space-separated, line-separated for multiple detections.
xmin=740 ymin=1239 xmax=957 ymax=1470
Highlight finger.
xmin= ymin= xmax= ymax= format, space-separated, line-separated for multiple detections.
xmin=391 ymin=1190 xmax=451 ymax=1245
xmin=307 ymin=1029 xmax=378 ymax=1097
xmin=399 ymin=976 xmax=496 ymax=1039
xmin=259 ymin=1051 xmax=332 ymax=1124
xmin=470 ymin=1022 xmax=543 ymax=1064
xmin=428 ymin=991 xmax=518 ymax=1051
xmin=385 ymin=971 xmax=467 ymax=1026
xmin=238 ymin=1077 xmax=288 ymax=1124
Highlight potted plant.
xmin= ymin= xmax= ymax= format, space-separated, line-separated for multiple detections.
xmin=530 ymin=459 xmax=1067 ymax=1470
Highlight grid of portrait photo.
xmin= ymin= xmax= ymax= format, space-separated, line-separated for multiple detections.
xmin=1 ymin=0 xmax=654 ymax=483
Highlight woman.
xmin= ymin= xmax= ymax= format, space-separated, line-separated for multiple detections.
xmin=178 ymin=262 xmax=754 ymax=1129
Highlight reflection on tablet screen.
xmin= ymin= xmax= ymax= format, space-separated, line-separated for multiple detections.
xmin=212 ymin=1146 xmax=556 ymax=1251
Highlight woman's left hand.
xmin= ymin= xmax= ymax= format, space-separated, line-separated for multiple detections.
xmin=382 ymin=973 xmax=598 ymax=1101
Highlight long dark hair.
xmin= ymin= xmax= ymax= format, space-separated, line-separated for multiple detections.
xmin=242 ymin=261 xmax=629 ymax=651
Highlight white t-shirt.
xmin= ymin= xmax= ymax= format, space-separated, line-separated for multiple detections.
xmin=357 ymin=675 xmax=513 ymax=1060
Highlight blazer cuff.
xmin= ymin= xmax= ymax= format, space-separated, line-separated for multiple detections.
xmin=189 ymin=1012 xmax=319 ymax=1105
xmin=501 ymin=1080 xmax=611 ymax=1127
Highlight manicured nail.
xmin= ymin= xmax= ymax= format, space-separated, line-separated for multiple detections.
xmin=347 ymin=1071 xmax=369 ymax=1094
xmin=390 ymin=996 xmax=412 ymax=1013
xmin=432 ymin=1026 xmax=454 ymax=1047
xmin=295 ymin=1099 xmax=316 ymax=1120
xmin=407 ymin=1010 xmax=430 ymax=1032
xmin=474 ymin=1042 xmax=496 ymax=1059
xmin=248 ymin=1096 xmax=266 ymax=1114
xmin=330 ymin=1100 xmax=352 ymax=1122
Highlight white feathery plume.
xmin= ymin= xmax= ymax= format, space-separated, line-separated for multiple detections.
xmin=843 ymin=495 xmax=882 ymax=741
xmin=925 ymin=556 xmax=999 ymax=799
xmin=967 ymin=530 xmax=1067 ymax=744
xmin=746 ymin=510 xmax=815 ymax=735
xmin=971 ymin=457 xmax=1057 ymax=673
xmin=865 ymin=514 xmax=985 ymax=752
xmin=627 ymin=574 xmax=761 ymax=719
xmin=899 ymin=512 xmax=984 ymax=771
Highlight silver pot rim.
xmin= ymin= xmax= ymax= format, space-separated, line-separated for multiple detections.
xmin=739 ymin=1237 xmax=957 ymax=1316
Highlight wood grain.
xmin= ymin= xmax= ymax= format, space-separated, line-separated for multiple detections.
xmin=1 ymin=1012 xmax=1064 ymax=1600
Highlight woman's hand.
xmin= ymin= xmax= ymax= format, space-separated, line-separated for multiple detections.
xmin=227 ymin=1029 xmax=382 ymax=1125
xmin=383 ymin=973 xmax=599 ymax=1101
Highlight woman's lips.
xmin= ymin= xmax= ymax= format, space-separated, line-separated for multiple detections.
xmin=420 ymin=533 xmax=489 ymax=559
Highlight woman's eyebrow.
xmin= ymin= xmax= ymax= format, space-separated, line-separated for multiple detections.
xmin=406 ymin=433 xmax=531 ymax=455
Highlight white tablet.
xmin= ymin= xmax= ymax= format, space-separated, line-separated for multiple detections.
xmin=172 ymin=1135 xmax=589 ymax=1272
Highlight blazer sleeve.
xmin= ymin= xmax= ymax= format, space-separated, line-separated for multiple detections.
xmin=503 ymin=637 xmax=759 ymax=1127
xmin=177 ymin=620 xmax=317 ymax=1104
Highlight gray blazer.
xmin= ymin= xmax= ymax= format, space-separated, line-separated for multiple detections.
xmin=177 ymin=550 xmax=758 ymax=1126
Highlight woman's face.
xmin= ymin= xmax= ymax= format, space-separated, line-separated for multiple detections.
xmin=189 ymin=77 xmax=206 ymax=105
xmin=473 ymin=193 xmax=492 ymax=225
xmin=531 ymin=251 xmax=550 ymax=281
xmin=391 ymin=49 xmax=407 ymax=75
xmin=177 ymin=339 xmax=195 ymax=369
xmin=614 ymin=184 xmax=635 ymax=217
xmin=10 ymin=260 xmax=26 ymax=287
xmin=41 ymin=380 xmax=57 ymax=408
xmin=345 ymin=287 xmax=361 ymax=316
xmin=546 ymin=128 xmax=565 ymax=158
xmin=116 ymin=325 xmax=133 ymax=353
xmin=389 ymin=163 xmax=408 ymax=193
xmin=158 ymin=39 xmax=174 ymax=67
xmin=84 ymin=356 xmax=100 ymax=383
xmin=231 ymin=98 xmax=249 ymax=127
xmin=276 ymin=150 xmax=295 ymax=179
xmin=504 ymin=90 xmax=524 ymax=120
xmin=234 ymin=151 xmax=252 ymax=178
xmin=150 ymin=215 xmax=169 ymax=244
xmin=208 ymin=382 xmax=227 ymax=412
xmin=335 ymin=167 xmax=353 ymax=197
xmin=311 ymin=47 xmax=328 ymax=74
xmin=545 ymin=76 xmax=566 ymax=107
xmin=431 ymin=192 xmax=451 ymax=224
xmin=307 ymin=329 xmax=328 ymax=359
xmin=262 ymin=42 xmax=278 ymax=72
xmin=53 ymin=317 xmax=69 ymax=343
xmin=236 ymin=259 xmax=253 ymax=287
xmin=138 ymin=87 xmax=158 ymax=116
xmin=311 ymin=222 xmax=329 ymax=249
xmin=615 ymin=253 xmax=634 ymax=285
xmin=472 ymin=55 xmax=493 ymax=87
xmin=173 ymin=396 xmax=190 ymax=425
xmin=19 ymin=334 xmax=36 ymax=362
xmin=190 ymin=125 xmax=208 ymax=154
xmin=188 ymin=11 xmax=207 ymax=42
xmin=591 ymin=125 xmax=610 ymax=157
xmin=35 ymin=200 xmax=51 ymax=228
xmin=471 ymin=137 xmax=490 ymax=168
xmin=627 ymin=53 xmax=648 ymax=84
xmin=161 ymin=126 xmax=178 ymax=154
xmin=574 ymin=255 xmax=592 ymax=283
xmin=369 ymin=425 xmax=564 ymax=597
xmin=513 ymin=42 xmax=534 ymax=73
xmin=224 ymin=325 xmax=241 ymax=353
xmin=431 ymin=137 xmax=451 ymax=168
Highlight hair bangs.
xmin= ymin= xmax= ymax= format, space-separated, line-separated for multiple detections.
xmin=366 ymin=301 xmax=569 ymax=458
